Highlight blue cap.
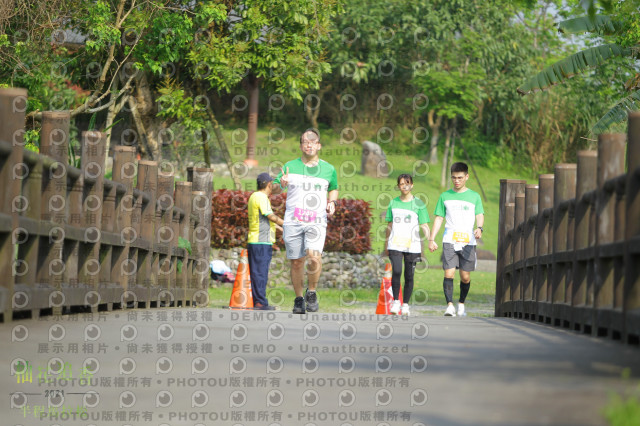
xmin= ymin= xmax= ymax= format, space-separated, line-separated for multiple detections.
xmin=257 ymin=172 xmax=273 ymax=185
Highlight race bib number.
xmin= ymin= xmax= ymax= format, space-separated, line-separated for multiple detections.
xmin=452 ymin=232 xmax=470 ymax=243
xmin=294 ymin=207 xmax=317 ymax=223
xmin=392 ymin=236 xmax=412 ymax=249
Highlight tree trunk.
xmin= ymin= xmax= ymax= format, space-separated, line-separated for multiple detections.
xmin=133 ymin=71 xmax=161 ymax=160
xmin=103 ymin=78 xmax=132 ymax=167
xmin=201 ymin=129 xmax=211 ymax=166
xmin=440 ymin=120 xmax=453 ymax=188
xmin=200 ymin=87 xmax=242 ymax=190
xmin=128 ymin=96 xmax=155 ymax=161
xmin=305 ymin=85 xmax=329 ymax=129
xmin=305 ymin=95 xmax=320 ymax=129
xmin=427 ymin=110 xmax=442 ymax=164
xmin=172 ymin=138 xmax=184 ymax=172
xmin=244 ymin=75 xmax=261 ymax=168
xmin=103 ymin=77 xmax=119 ymax=167
xmin=448 ymin=117 xmax=457 ymax=187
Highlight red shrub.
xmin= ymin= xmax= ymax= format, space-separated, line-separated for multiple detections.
xmin=211 ymin=190 xmax=372 ymax=254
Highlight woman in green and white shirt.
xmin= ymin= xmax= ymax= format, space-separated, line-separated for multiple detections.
xmin=383 ymin=174 xmax=431 ymax=316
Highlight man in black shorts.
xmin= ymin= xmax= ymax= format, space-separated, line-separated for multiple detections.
xmin=429 ymin=162 xmax=484 ymax=317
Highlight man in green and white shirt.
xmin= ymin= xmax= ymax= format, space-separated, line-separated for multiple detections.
xmin=429 ymin=162 xmax=484 ymax=317
xmin=273 ymin=129 xmax=339 ymax=314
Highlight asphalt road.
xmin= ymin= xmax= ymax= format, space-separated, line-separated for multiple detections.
xmin=4 ymin=308 xmax=640 ymax=425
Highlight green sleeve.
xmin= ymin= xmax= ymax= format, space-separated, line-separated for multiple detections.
xmin=434 ymin=194 xmax=445 ymax=217
xmin=475 ymin=193 xmax=484 ymax=215
xmin=418 ymin=203 xmax=430 ymax=224
xmin=328 ymin=166 xmax=338 ymax=191
xmin=273 ymin=160 xmax=290 ymax=186
xmin=273 ymin=169 xmax=283 ymax=185
xmin=385 ymin=204 xmax=392 ymax=222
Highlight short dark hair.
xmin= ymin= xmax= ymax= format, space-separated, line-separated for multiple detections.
xmin=300 ymin=128 xmax=320 ymax=144
xmin=257 ymin=180 xmax=270 ymax=190
xmin=397 ymin=174 xmax=413 ymax=186
xmin=450 ymin=162 xmax=468 ymax=174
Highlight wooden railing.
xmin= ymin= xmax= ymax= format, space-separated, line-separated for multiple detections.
xmin=0 ymin=88 xmax=214 ymax=322
xmin=496 ymin=112 xmax=640 ymax=345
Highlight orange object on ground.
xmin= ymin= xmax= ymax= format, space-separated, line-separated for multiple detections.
xmin=375 ymin=263 xmax=402 ymax=314
xmin=229 ymin=249 xmax=254 ymax=309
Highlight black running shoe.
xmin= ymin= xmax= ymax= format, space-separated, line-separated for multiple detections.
xmin=305 ymin=289 xmax=318 ymax=312
xmin=293 ymin=296 xmax=306 ymax=314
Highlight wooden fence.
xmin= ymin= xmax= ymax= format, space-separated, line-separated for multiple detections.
xmin=496 ymin=112 xmax=640 ymax=345
xmin=0 ymin=88 xmax=214 ymax=322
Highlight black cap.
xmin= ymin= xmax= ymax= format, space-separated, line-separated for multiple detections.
xmin=257 ymin=172 xmax=273 ymax=185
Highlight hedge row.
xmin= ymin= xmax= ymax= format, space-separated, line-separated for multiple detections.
xmin=210 ymin=189 xmax=372 ymax=254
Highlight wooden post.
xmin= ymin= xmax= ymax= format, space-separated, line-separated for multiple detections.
xmin=136 ymin=161 xmax=157 ymax=305
xmin=535 ymin=174 xmax=554 ymax=322
xmin=191 ymin=190 xmax=210 ymax=294
xmin=99 ymin=178 xmax=117 ymax=309
xmin=512 ymin=193 xmax=525 ymax=317
xmin=503 ymin=203 xmax=515 ymax=316
xmin=38 ymin=112 xmax=69 ymax=295
xmin=64 ymin=161 xmax=84 ymax=301
xmin=157 ymin=169 xmax=175 ymax=305
xmin=551 ymin=163 xmax=577 ymax=327
xmin=187 ymin=193 xmax=198 ymax=293
xmin=78 ymin=131 xmax=106 ymax=298
xmin=174 ymin=182 xmax=192 ymax=306
xmin=112 ymin=146 xmax=137 ymax=296
xmin=0 ymin=88 xmax=27 ymax=321
xmin=572 ymin=150 xmax=597 ymax=333
xmin=625 ymin=112 xmax=640 ymax=344
xmin=188 ymin=167 xmax=214 ymax=298
xmin=15 ymin=150 xmax=42 ymax=317
xmin=594 ymin=133 xmax=626 ymax=337
xmin=523 ymin=184 xmax=538 ymax=319
xmin=613 ymin=177 xmax=626 ymax=312
xmin=40 ymin=111 xmax=70 ymax=163
xmin=496 ymin=179 xmax=526 ymax=317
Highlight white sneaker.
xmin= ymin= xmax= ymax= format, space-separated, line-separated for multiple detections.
xmin=390 ymin=300 xmax=401 ymax=315
xmin=444 ymin=304 xmax=456 ymax=317
xmin=457 ymin=303 xmax=466 ymax=317
xmin=401 ymin=303 xmax=410 ymax=316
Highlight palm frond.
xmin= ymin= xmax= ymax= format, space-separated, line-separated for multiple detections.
xmin=558 ymin=15 xmax=619 ymax=35
xmin=591 ymin=89 xmax=640 ymax=134
xmin=517 ymin=44 xmax=631 ymax=95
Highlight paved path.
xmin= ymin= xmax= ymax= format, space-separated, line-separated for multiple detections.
xmin=3 ymin=308 xmax=640 ymax=425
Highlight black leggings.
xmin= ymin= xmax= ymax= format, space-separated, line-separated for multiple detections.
xmin=388 ymin=250 xmax=420 ymax=302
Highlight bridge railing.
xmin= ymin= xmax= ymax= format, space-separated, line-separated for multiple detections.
xmin=0 ymin=88 xmax=214 ymax=322
xmin=496 ymin=112 xmax=640 ymax=345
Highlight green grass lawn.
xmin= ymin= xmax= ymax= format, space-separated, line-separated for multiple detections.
xmin=208 ymin=125 xmax=535 ymax=267
xmin=208 ymin=268 xmax=496 ymax=317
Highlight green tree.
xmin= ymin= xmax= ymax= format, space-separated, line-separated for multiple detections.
xmin=186 ymin=0 xmax=341 ymax=167
xmin=411 ymin=48 xmax=486 ymax=179
xmin=1 ymin=1 xmax=341 ymax=173
xmin=0 ymin=0 xmax=175 ymax=161
xmin=517 ymin=0 xmax=640 ymax=133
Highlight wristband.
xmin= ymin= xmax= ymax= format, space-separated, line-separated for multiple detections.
xmin=477 ymin=227 xmax=483 ymax=231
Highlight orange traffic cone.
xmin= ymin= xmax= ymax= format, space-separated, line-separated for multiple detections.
xmin=376 ymin=263 xmax=402 ymax=314
xmin=229 ymin=249 xmax=253 ymax=309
